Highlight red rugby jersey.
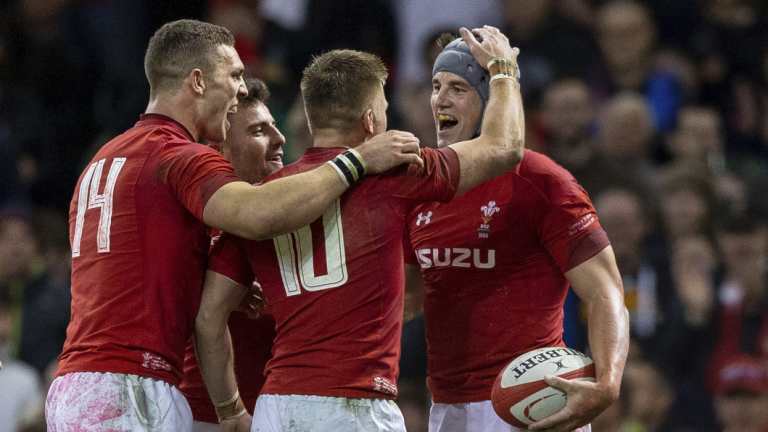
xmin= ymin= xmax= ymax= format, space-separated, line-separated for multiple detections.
xmin=405 ymin=150 xmax=609 ymax=403
xmin=58 ymin=114 xmax=239 ymax=385
xmin=209 ymin=146 xmax=459 ymax=399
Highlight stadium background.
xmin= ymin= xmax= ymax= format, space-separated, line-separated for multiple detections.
xmin=1 ymin=0 xmax=767 ymax=430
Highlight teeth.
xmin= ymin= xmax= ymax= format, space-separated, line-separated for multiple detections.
xmin=437 ymin=114 xmax=455 ymax=122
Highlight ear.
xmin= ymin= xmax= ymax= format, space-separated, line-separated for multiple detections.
xmin=362 ymin=108 xmax=375 ymax=136
xmin=190 ymin=69 xmax=206 ymax=96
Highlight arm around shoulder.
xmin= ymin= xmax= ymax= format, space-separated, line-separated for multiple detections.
xmin=203 ymin=165 xmax=347 ymax=240
xmin=203 ymin=134 xmax=425 ymax=240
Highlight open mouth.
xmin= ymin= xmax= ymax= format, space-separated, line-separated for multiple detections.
xmin=437 ymin=114 xmax=458 ymax=131
xmin=268 ymin=154 xmax=283 ymax=163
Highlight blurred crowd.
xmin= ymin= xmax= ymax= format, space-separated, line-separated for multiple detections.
xmin=1 ymin=0 xmax=768 ymax=431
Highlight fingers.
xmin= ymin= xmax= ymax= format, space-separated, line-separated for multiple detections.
xmin=401 ymin=153 xmax=424 ymax=169
xmin=459 ymin=27 xmax=481 ymax=50
xmin=386 ymin=129 xmax=418 ymax=141
xmin=543 ymin=375 xmax=574 ymax=392
xmin=528 ymin=405 xmax=573 ymax=431
xmin=398 ymin=138 xmax=421 ymax=155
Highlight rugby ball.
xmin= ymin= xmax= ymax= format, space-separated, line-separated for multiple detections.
xmin=491 ymin=347 xmax=595 ymax=427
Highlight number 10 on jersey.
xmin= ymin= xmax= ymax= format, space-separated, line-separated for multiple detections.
xmin=273 ymin=199 xmax=348 ymax=296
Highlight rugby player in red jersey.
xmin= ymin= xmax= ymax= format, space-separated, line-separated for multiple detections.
xmin=195 ymin=26 xmax=524 ymax=432
xmin=46 ymin=19 xmax=423 ymax=431
xmin=178 ymin=77 xmax=281 ymax=432
xmin=403 ymin=33 xmax=630 ymax=432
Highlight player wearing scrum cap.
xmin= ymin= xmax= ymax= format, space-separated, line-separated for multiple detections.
xmin=403 ymin=31 xmax=629 ymax=432
xmin=195 ymin=26 xmax=524 ymax=432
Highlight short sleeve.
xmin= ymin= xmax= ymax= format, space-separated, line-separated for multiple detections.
xmin=388 ymin=147 xmax=460 ymax=203
xmin=208 ymin=233 xmax=254 ymax=287
xmin=158 ymin=141 xmax=240 ymax=220
xmin=537 ymin=174 xmax=610 ymax=273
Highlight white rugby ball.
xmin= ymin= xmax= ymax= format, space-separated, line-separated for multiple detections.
xmin=491 ymin=347 xmax=595 ymax=427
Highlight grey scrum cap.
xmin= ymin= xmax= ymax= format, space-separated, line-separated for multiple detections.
xmin=432 ymin=38 xmax=489 ymax=107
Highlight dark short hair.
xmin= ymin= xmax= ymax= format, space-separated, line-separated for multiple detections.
xmin=239 ymin=77 xmax=270 ymax=108
xmin=436 ymin=32 xmax=458 ymax=50
xmin=300 ymin=49 xmax=388 ymax=131
xmin=144 ymin=19 xmax=235 ymax=93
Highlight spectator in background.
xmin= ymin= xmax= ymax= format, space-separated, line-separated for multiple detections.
xmin=661 ymin=235 xmax=719 ymax=396
xmin=712 ymin=355 xmax=768 ymax=432
xmin=499 ymin=0 xmax=598 ymax=104
xmin=658 ymin=168 xmax=715 ymax=243
xmin=592 ymin=0 xmax=683 ymax=133
xmin=620 ymin=355 xmax=677 ymax=431
xmin=0 ymin=209 xmax=70 ymax=375
xmin=207 ymin=0 xmax=298 ymax=113
xmin=666 ymin=105 xmax=726 ymax=173
xmin=709 ymin=211 xmax=768 ymax=369
xmin=0 ymin=286 xmax=43 ymax=431
xmin=537 ymin=78 xmax=595 ymax=176
xmin=594 ymin=188 xmax=675 ymax=363
xmin=392 ymin=0 xmax=502 ymax=91
xmin=579 ymin=92 xmax=657 ymax=196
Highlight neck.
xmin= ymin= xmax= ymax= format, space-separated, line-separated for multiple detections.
xmin=312 ymin=127 xmax=369 ymax=149
xmin=145 ymin=91 xmax=200 ymax=141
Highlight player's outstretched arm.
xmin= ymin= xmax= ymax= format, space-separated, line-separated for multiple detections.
xmin=448 ymin=26 xmax=525 ymax=195
xmin=529 ymin=246 xmax=629 ymax=432
xmin=195 ymin=270 xmax=252 ymax=430
xmin=203 ymin=131 xmax=422 ymax=240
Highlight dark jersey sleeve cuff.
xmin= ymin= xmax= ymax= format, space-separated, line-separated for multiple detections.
xmin=565 ymin=228 xmax=611 ymax=272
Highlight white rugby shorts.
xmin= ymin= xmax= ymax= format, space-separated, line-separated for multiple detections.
xmin=46 ymin=371 xmax=193 ymax=431
xmin=251 ymin=394 xmax=406 ymax=432
xmin=429 ymin=400 xmax=592 ymax=432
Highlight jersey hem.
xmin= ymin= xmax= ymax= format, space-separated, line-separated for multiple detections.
xmin=260 ymin=387 xmax=397 ymax=400
xmin=56 ymin=360 xmax=179 ymax=386
xmin=430 ymin=391 xmax=492 ymax=404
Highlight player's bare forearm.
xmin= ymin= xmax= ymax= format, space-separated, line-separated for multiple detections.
xmin=203 ymin=166 xmax=347 ymax=240
xmin=204 ymin=133 xmax=424 ymax=240
xmin=196 ymin=323 xmax=238 ymax=404
xmin=571 ymin=246 xmax=629 ymax=398
xmin=449 ymin=27 xmax=525 ymax=194
xmin=195 ymin=271 xmax=247 ymax=406
xmin=530 ymin=246 xmax=628 ymax=431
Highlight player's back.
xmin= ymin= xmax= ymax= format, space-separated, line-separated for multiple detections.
xmin=211 ymin=146 xmax=459 ymax=399
xmin=59 ymin=114 xmax=237 ymax=385
xmin=407 ymin=150 xmax=609 ymax=402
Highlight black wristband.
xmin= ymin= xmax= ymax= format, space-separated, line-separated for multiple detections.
xmin=327 ymin=149 xmax=366 ymax=186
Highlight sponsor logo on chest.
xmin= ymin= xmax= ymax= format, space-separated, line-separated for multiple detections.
xmin=415 ymin=247 xmax=496 ymax=269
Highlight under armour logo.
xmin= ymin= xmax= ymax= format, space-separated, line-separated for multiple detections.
xmin=416 ymin=211 xmax=432 ymax=226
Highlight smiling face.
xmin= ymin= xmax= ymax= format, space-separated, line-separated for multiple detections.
xmin=199 ymin=44 xmax=247 ymax=142
xmin=223 ymin=101 xmax=285 ymax=183
xmin=431 ymin=71 xmax=483 ymax=148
